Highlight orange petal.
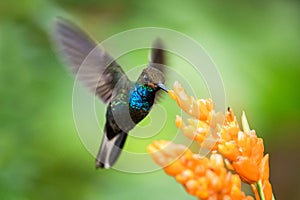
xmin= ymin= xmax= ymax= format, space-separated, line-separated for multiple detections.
xmin=182 ymin=125 xmax=198 ymax=140
xmin=198 ymin=99 xmax=209 ymax=121
xmin=147 ymin=140 xmax=187 ymax=166
xmin=196 ymin=177 xmax=209 ymax=199
xmin=218 ymin=142 xmax=239 ymax=162
xmin=168 ymin=89 xmax=177 ymax=100
xmin=176 ymin=169 xmax=195 ymax=184
xmin=259 ymin=154 xmax=270 ymax=181
xmin=230 ymin=185 xmax=242 ymax=199
xmin=223 ymin=126 xmax=240 ymax=140
xmin=164 ymin=160 xmax=185 ymax=176
xmin=231 ymin=174 xmax=242 ymax=188
xmin=225 ymin=107 xmax=235 ymax=123
xmin=175 ymin=115 xmax=183 ymax=128
xmin=262 ymin=180 xmax=273 ymax=200
xmin=210 ymin=153 xmax=224 ymax=170
xmin=206 ymin=170 xmax=222 ymax=191
xmin=224 ymin=158 xmax=234 ymax=171
xmin=232 ymin=157 xmax=260 ymax=184
xmin=205 ymin=98 xmax=214 ymax=111
xmin=251 ymin=138 xmax=264 ymax=164
xmin=185 ymin=179 xmax=199 ymax=194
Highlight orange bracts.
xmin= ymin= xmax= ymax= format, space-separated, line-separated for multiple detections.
xmin=148 ymin=81 xmax=274 ymax=200
xmin=168 ymin=82 xmax=213 ymax=121
xmin=218 ymin=110 xmax=272 ymax=200
xmin=218 ymin=109 xmax=265 ymax=184
xmin=147 ymin=141 xmax=253 ymax=200
xmin=169 ymin=82 xmax=223 ymax=151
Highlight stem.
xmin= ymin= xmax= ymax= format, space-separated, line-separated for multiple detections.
xmin=256 ymin=180 xmax=265 ymax=200
xmin=272 ymin=194 xmax=275 ymax=200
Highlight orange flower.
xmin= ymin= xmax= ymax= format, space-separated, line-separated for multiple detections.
xmin=147 ymin=141 xmax=254 ymax=200
xmin=175 ymin=115 xmax=210 ymax=144
xmin=218 ymin=110 xmax=265 ymax=184
xmin=168 ymin=82 xmax=223 ymax=151
xmin=169 ymin=82 xmax=270 ymax=185
xmin=149 ymin=81 xmax=274 ymax=200
xmin=168 ymin=82 xmax=213 ymax=121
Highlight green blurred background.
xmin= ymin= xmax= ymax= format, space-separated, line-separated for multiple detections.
xmin=1 ymin=0 xmax=300 ymax=199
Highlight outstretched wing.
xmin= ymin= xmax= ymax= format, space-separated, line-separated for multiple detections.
xmin=53 ymin=18 xmax=129 ymax=103
xmin=148 ymin=38 xmax=165 ymax=73
xmin=149 ymin=38 xmax=166 ymax=102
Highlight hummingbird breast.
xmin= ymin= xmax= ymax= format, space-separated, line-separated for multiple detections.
xmin=128 ymin=84 xmax=156 ymax=123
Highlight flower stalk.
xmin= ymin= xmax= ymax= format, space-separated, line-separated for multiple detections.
xmin=256 ymin=180 xmax=266 ymax=200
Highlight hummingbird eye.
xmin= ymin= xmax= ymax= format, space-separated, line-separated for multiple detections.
xmin=143 ymin=74 xmax=149 ymax=82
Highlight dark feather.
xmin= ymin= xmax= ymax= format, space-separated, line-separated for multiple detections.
xmin=148 ymin=38 xmax=166 ymax=102
xmin=96 ymin=124 xmax=128 ymax=169
xmin=53 ymin=18 xmax=129 ymax=103
xmin=148 ymin=38 xmax=165 ymax=73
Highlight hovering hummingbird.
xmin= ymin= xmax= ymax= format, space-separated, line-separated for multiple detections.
xmin=53 ymin=18 xmax=168 ymax=169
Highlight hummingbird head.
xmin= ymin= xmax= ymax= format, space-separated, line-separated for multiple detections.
xmin=138 ymin=67 xmax=168 ymax=92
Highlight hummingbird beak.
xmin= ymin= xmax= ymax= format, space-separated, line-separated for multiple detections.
xmin=157 ymin=83 xmax=168 ymax=92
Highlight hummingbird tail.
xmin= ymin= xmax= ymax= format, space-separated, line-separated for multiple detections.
xmin=95 ymin=125 xmax=127 ymax=169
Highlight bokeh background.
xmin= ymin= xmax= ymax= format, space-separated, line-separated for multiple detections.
xmin=1 ymin=0 xmax=300 ymax=199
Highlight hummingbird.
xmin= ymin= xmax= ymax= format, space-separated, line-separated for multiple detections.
xmin=53 ymin=18 xmax=168 ymax=169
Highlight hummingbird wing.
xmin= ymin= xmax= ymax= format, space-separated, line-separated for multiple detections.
xmin=53 ymin=18 xmax=129 ymax=103
xmin=148 ymin=38 xmax=165 ymax=73
xmin=148 ymin=38 xmax=166 ymax=102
